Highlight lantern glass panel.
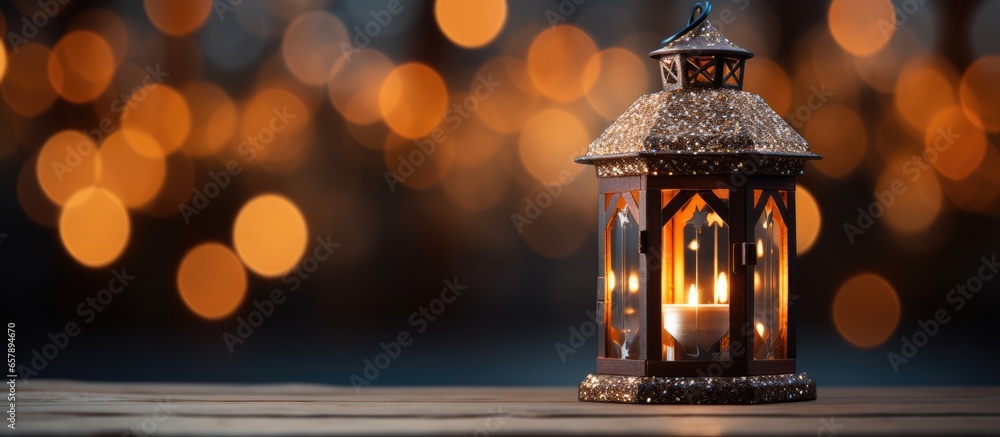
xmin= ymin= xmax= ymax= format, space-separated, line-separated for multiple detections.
xmin=605 ymin=194 xmax=641 ymax=360
xmin=660 ymin=189 xmax=730 ymax=361
xmin=753 ymin=192 xmax=789 ymax=360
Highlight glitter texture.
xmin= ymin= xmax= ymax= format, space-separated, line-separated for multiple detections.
xmin=579 ymin=372 xmax=817 ymax=405
xmin=577 ymin=88 xmax=820 ymax=176
xmin=650 ymin=20 xmax=751 ymax=57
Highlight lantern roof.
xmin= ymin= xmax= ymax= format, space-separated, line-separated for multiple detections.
xmin=576 ymin=2 xmax=820 ymax=177
xmin=648 ymin=18 xmax=752 ymax=59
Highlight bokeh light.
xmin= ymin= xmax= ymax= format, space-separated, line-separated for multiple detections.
xmin=239 ymin=87 xmax=311 ymax=163
xmin=180 ymin=81 xmax=238 ymax=157
xmin=804 ymin=104 xmax=867 ymax=178
xmin=473 ymin=56 xmax=539 ymax=134
xmin=434 ymin=0 xmax=507 ymax=49
xmin=36 ymin=130 xmax=102 ymax=206
xmin=48 ymin=31 xmax=116 ymax=103
xmin=68 ymin=8 xmax=129 ymax=67
xmin=143 ymin=0 xmax=213 ymax=36
xmin=527 ymin=25 xmax=599 ymax=103
xmin=1 ymin=44 xmax=58 ymax=116
xmin=122 ymin=84 xmax=192 ymax=156
xmin=379 ymin=63 xmax=449 ymax=139
xmin=583 ymin=48 xmax=651 ymax=120
xmin=743 ymin=57 xmax=792 ymax=116
xmin=177 ymin=243 xmax=247 ymax=320
xmin=879 ymin=154 xmax=943 ymax=235
xmin=59 ymin=188 xmax=131 ymax=268
xmin=233 ymin=194 xmax=309 ymax=277
xmin=282 ymin=11 xmax=349 ymax=86
xmin=327 ymin=49 xmax=395 ymax=126
xmin=98 ymin=129 xmax=166 ymax=209
xmin=924 ymin=107 xmax=987 ymax=181
xmin=833 ymin=273 xmax=901 ymax=348
xmin=959 ymin=56 xmax=1000 ymax=133
xmin=796 ymin=187 xmax=822 ymax=255
xmin=893 ymin=57 xmax=958 ymax=133
xmin=441 ymin=161 xmax=510 ymax=212
xmin=827 ymin=0 xmax=896 ymax=56
xmin=518 ymin=108 xmax=589 ymax=182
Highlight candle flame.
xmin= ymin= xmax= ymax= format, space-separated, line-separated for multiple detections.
xmin=628 ymin=273 xmax=639 ymax=294
xmin=688 ymin=239 xmax=699 ymax=251
xmin=756 ymin=239 xmax=764 ymax=258
xmin=756 ymin=322 xmax=765 ymax=338
xmin=715 ymin=272 xmax=728 ymax=303
xmin=688 ymin=284 xmax=698 ymax=305
xmin=607 ymin=270 xmax=616 ymax=291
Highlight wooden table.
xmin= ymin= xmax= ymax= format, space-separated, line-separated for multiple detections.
xmin=16 ymin=380 xmax=1000 ymax=435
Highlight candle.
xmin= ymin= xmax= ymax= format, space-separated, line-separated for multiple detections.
xmin=663 ymin=284 xmax=729 ymax=359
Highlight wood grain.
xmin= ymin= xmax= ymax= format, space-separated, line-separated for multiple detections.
xmin=17 ymin=380 xmax=1000 ymax=435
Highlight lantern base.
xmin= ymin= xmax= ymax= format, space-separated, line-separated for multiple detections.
xmin=578 ymin=372 xmax=816 ymax=404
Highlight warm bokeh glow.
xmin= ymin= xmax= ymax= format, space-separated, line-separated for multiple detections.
xmin=98 ymin=129 xmax=166 ymax=209
xmin=36 ymin=130 xmax=102 ymax=206
xmin=69 ymin=8 xmax=129 ymax=67
xmin=473 ymin=56 xmax=539 ymax=133
xmin=143 ymin=0 xmax=212 ymax=36
xmin=181 ymin=81 xmax=238 ymax=157
xmin=880 ymin=154 xmax=943 ymax=234
xmin=0 ymin=41 xmax=6 ymax=83
xmin=379 ymin=63 xmax=449 ymax=138
xmin=282 ymin=11 xmax=349 ymax=86
xmin=804 ymin=104 xmax=867 ymax=178
xmin=925 ymin=107 xmax=987 ymax=181
xmin=828 ymin=0 xmax=896 ymax=56
xmin=327 ymin=49 xmax=395 ymax=125
xmin=527 ymin=25 xmax=599 ymax=102
xmin=434 ymin=0 xmax=507 ymax=48
xmin=59 ymin=188 xmax=130 ymax=267
xmin=239 ymin=87 xmax=310 ymax=163
xmin=894 ymin=58 xmax=958 ymax=132
xmin=833 ymin=273 xmax=901 ymax=348
xmin=518 ymin=108 xmax=589 ymax=182
xmin=48 ymin=31 xmax=116 ymax=103
xmin=233 ymin=194 xmax=309 ymax=277
xmin=1 ymin=44 xmax=58 ymax=116
xmin=122 ymin=85 xmax=192 ymax=155
xmin=795 ymin=187 xmax=822 ymax=255
xmin=583 ymin=48 xmax=650 ymax=119
xmin=177 ymin=243 xmax=247 ymax=320
xmin=959 ymin=55 xmax=1000 ymax=132
xmin=743 ymin=57 xmax=792 ymax=116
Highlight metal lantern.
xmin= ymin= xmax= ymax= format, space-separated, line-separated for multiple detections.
xmin=575 ymin=2 xmax=820 ymax=404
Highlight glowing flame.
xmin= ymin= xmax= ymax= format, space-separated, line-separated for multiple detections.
xmin=756 ymin=322 xmax=765 ymax=338
xmin=715 ymin=272 xmax=728 ymax=304
xmin=608 ymin=270 xmax=616 ymax=291
xmin=688 ymin=284 xmax=698 ymax=305
xmin=756 ymin=239 xmax=764 ymax=258
xmin=628 ymin=273 xmax=639 ymax=294
xmin=688 ymin=239 xmax=699 ymax=251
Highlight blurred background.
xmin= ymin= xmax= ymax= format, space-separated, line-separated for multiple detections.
xmin=2 ymin=0 xmax=999 ymax=387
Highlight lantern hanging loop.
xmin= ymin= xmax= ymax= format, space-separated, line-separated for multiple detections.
xmin=660 ymin=1 xmax=712 ymax=45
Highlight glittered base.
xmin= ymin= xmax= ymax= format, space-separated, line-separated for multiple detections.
xmin=578 ymin=373 xmax=816 ymax=404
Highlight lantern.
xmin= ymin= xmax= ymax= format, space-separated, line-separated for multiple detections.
xmin=575 ymin=2 xmax=820 ymax=404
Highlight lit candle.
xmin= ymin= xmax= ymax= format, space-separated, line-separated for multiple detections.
xmin=663 ymin=283 xmax=729 ymax=359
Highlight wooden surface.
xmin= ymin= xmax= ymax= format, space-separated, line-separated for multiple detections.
xmin=16 ymin=380 xmax=1000 ymax=436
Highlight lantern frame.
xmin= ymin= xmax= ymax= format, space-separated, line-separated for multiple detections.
xmin=574 ymin=1 xmax=819 ymax=404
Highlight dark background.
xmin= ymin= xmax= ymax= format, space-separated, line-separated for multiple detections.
xmin=3 ymin=0 xmax=999 ymax=387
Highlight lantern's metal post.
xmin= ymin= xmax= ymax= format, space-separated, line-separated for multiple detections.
xmin=786 ymin=190 xmax=798 ymax=361
xmin=729 ymin=187 xmax=753 ymax=372
xmin=639 ymin=188 xmax=662 ymax=365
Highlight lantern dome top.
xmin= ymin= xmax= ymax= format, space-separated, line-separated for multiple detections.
xmin=649 ymin=3 xmax=752 ymax=60
xmin=575 ymin=1 xmax=820 ymax=177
